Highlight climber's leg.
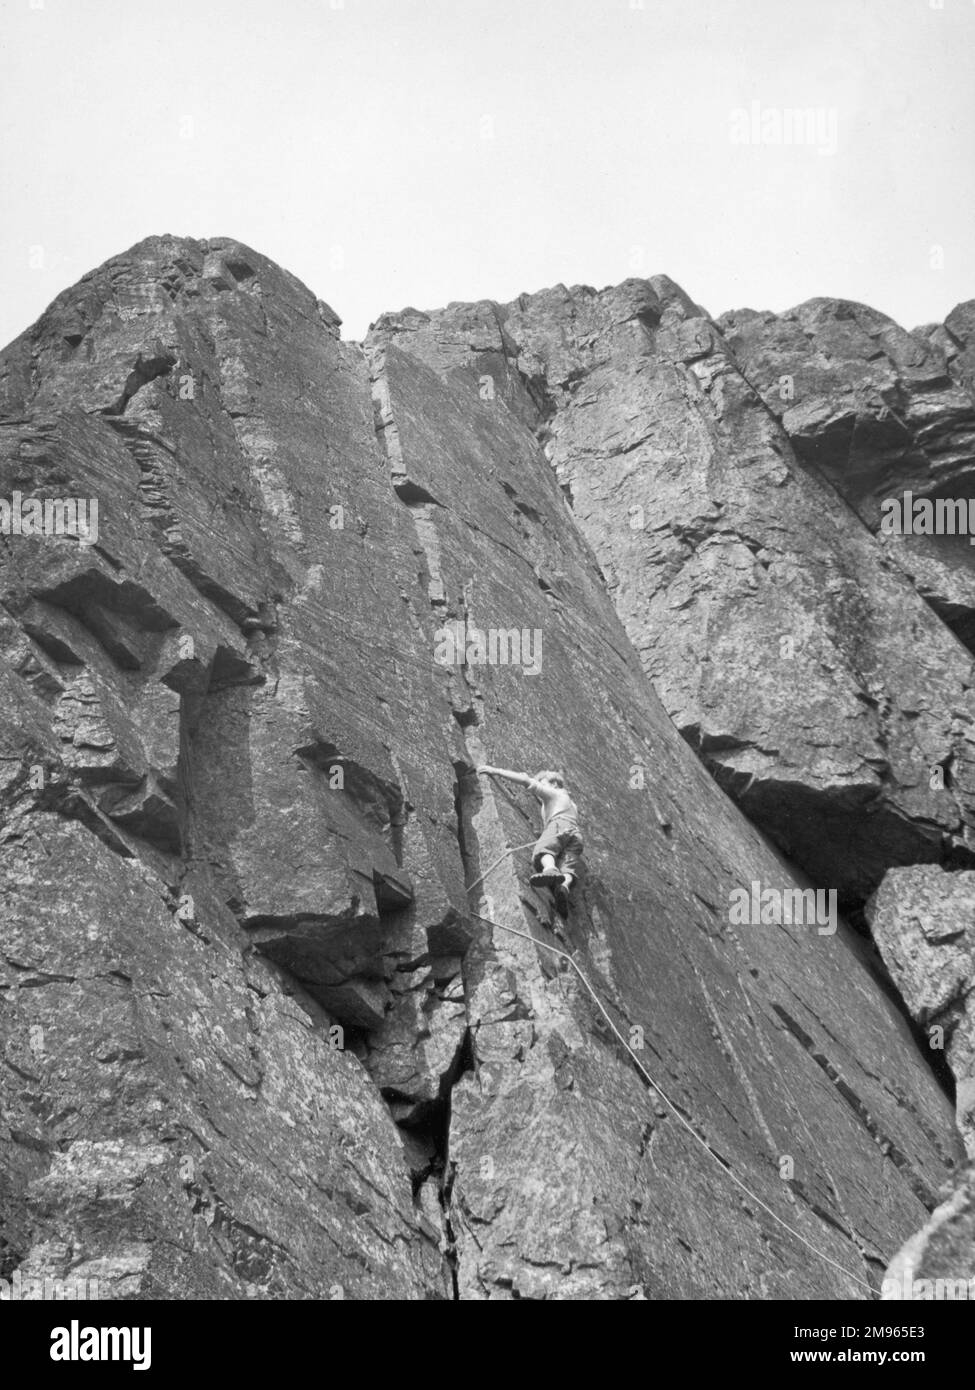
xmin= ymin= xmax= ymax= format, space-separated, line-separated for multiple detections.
xmin=530 ymin=828 xmax=563 ymax=887
xmin=558 ymin=833 xmax=584 ymax=894
xmin=552 ymin=877 xmax=571 ymax=919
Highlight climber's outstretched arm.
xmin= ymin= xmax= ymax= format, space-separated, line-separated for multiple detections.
xmin=477 ymin=765 xmax=533 ymax=787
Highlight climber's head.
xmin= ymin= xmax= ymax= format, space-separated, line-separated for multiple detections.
xmin=534 ymin=770 xmax=565 ymax=789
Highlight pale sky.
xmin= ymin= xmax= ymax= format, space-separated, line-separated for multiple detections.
xmin=1 ymin=0 xmax=973 ymax=345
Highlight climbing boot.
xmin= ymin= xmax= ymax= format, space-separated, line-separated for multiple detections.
xmin=530 ymin=870 xmax=562 ymax=890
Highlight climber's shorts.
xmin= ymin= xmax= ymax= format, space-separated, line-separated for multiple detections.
xmin=532 ymin=817 xmax=584 ymax=876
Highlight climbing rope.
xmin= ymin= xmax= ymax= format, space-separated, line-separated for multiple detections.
xmin=465 ymin=841 xmax=876 ymax=1295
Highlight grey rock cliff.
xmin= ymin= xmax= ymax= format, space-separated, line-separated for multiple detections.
xmin=0 ymin=237 xmax=971 ymax=1299
xmin=381 ymin=283 xmax=975 ymax=908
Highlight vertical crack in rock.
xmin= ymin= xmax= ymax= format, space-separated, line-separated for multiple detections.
xmin=367 ymin=339 xmax=496 ymax=1292
xmin=367 ymin=336 xmax=633 ymax=1295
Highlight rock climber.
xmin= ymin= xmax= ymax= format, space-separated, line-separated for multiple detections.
xmin=475 ymin=765 xmax=583 ymax=917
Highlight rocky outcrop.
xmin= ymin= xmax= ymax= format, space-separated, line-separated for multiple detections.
xmin=0 ymin=236 xmax=969 ymax=1300
xmin=0 ymin=238 xmax=461 ymax=1299
xmin=882 ymin=1166 xmax=975 ymax=1300
xmin=373 ymin=284 xmax=975 ymax=908
xmin=867 ymin=866 xmax=975 ymax=1156
xmin=721 ymin=298 xmax=975 ymax=653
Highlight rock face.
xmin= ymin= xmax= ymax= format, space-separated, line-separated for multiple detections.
xmin=722 ymin=298 xmax=975 ymax=652
xmin=882 ymin=1165 xmax=975 ymax=1301
xmin=379 ymin=284 xmax=975 ymax=909
xmin=867 ymin=866 xmax=975 ymax=1157
xmin=0 ymin=236 xmax=970 ymax=1300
